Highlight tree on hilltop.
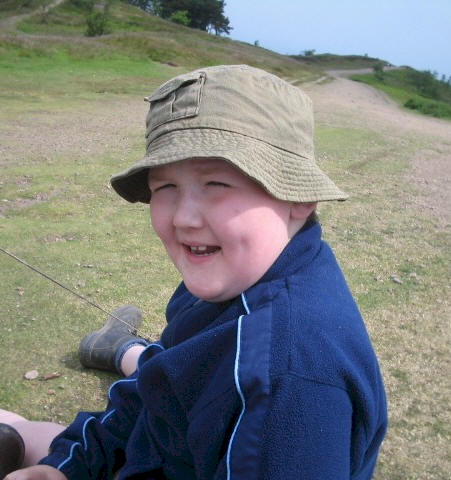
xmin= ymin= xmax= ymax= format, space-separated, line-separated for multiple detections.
xmin=128 ymin=0 xmax=154 ymax=11
xmin=128 ymin=0 xmax=232 ymax=34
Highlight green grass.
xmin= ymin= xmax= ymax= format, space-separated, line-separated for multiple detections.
xmin=351 ymin=69 xmax=451 ymax=119
xmin=404 ymin=96 xmax=451 ymax=118
xmin=1 ymin=145 xmax=181 ymax=420
xmin=12 ymin=0 xmax=320 ymax=81
xmin=0 ymin=42 xmax=183 ymax=108
xmin=17 ymin=0 xmax=159 ymax=35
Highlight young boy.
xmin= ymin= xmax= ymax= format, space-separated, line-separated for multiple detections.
xmin=3 ymin=64 xmax=387 ymax=479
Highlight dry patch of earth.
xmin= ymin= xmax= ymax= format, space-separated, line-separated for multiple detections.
xmin=305 ymin=73 xmax=451 ymax=228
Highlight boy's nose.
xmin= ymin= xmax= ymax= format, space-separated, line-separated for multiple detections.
xmin=172 ymin=194 xmax=204 ymax=229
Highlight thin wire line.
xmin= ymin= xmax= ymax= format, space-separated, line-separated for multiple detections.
xmin=0 ymin=246 xmax=141 ymax=334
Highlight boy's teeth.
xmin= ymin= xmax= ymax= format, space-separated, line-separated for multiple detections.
xmin=189 ymin=245 xmax=219 ymax=255
xmin=191 ymin=246 xmax=207 ymax=252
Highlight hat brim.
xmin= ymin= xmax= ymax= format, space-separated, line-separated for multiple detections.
xmin=110 ymin=129 xmax=348 ymax=204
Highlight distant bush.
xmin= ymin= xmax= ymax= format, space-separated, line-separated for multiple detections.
xmin=372 ymin=62 xmax=385 ymax=81
xmin=404 ymin=97 xmax=451 ymax=119
xmin=406 ymin=70 xmax=439 ymax=99
xmin=86 ymin=10 xmax=109 ymax=36
xmin=83 ymin=0 xmax=113 ymax=37
xmin=169 ymin=10 xmax=190 ymax=26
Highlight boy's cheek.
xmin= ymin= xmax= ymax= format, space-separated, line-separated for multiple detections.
xmin=149 ymin=205 xmax=166 ymax=234
xmin=149 ymin=216 xmax=170 ymax=249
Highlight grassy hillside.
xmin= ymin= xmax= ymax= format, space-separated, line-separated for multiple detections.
xmin=351 ymin=68 xmax=451 ymax=119
xmin=1 ymin=0 xmax=321 ymax=81
xmin=0 ymin=0 xmax=325 ymax=125
xmin=292 ymin=52 xmax=390 ymax=70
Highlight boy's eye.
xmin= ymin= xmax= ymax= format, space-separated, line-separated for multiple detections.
xmin=152 ymin=183 xmax=175 ymax=192
xmin=206 ymin=181 xmax=230 ymax=188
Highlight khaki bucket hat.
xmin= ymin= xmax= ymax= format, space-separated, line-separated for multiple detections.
xmin=111 ymin=64 xmax=348 ymax=203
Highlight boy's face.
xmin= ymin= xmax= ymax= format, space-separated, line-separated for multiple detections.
xmin=148 ymin=158 xmax=310 ymax=302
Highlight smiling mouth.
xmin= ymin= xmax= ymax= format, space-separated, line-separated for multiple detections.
xmin=186 ymin=245 xmax=221 ymax=256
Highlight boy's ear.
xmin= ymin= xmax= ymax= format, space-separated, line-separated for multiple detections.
xmin=290 ymin=202 xmax=317 ymax=220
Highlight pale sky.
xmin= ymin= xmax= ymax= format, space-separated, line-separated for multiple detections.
xmin=224 ymin=0 xmax=451 ymax=79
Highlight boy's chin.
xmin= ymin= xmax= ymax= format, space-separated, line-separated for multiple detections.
xmin=186 ymin=283 xmax=236 ymax=303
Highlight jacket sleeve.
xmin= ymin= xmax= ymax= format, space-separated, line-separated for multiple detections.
xmin=259 ymin=373 xmax=353 ymax=479
xmin=38 ymin=375 xmax=143 ymax=479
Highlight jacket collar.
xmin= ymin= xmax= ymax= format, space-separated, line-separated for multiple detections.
xmin=256 ymin=220 xmax=322 ymax=284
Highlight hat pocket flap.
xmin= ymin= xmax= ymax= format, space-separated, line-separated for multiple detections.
xmin=148 ymin=71 xmax=205 ymax=102
xmin=146 ymin=71 xmax=206 ymax=133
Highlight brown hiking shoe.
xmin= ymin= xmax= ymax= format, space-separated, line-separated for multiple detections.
xmin=78 ymin=305 xmax=147 ymax=374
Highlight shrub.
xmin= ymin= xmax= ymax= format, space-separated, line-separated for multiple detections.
xmin=406 ymin=70 xmax=439 ymax=99
xmin=86 ymin=11 xmax=109 ymax=36
xmin=372 ymin=62 xmax=384 ymax=81
xmin=404 ymin=97 xmax=451 ymax=119
xmin=169 ymin=10 xmax=190 ymax=26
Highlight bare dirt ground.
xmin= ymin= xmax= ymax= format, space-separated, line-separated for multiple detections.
xmin=304 ymin=72 xmax=451 ymax=228
xmin=0 ymin=96 xmax=148 ymax=216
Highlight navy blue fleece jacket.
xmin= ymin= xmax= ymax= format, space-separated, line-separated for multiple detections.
xmin=40 ymin=221 xmax=387 ymax=479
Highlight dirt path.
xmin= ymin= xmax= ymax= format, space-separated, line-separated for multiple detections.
xmin=0 ymin=0 xmax=65 ymax=31
xmin=304 ymin=72 xmax=451 ymax=227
